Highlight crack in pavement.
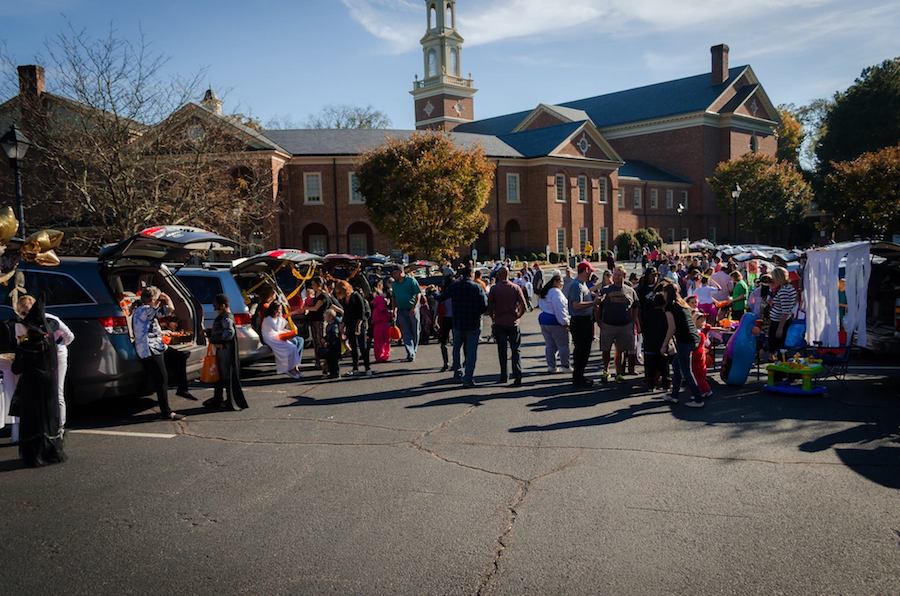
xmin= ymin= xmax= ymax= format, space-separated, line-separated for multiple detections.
xmin=175 ymin=421 xmax=408 ymax=447
xmin=186 ymin=416 xmax=425 ymax=433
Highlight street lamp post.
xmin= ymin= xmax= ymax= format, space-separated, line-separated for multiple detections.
xmin=676 ymin=203 xmax=686 ymax=253
xmin=1 ymin=124 xmax=32 ymax=238
xmin=731 ymin=183 xmax=742 ymax=245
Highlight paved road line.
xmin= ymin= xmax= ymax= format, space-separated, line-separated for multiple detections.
xmin=69 ymin=429 xmax=177 ymax=439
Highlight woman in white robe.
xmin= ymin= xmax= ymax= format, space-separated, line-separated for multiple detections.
xmin=260 ymin=303 xmax=303 ymax=379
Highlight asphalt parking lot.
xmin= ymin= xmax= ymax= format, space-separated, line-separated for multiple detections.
xmin=1 ymin=313 xmax=898 ymax=595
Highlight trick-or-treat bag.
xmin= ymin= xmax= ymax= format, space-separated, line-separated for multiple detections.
xmin=200 ymin=344 xmax=220 ymax=384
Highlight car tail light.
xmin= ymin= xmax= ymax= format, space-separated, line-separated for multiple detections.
xmin=234 ymin=313 xmax=251 ymax=327
xmin=99 ymin=316 xmax=129 ymax=335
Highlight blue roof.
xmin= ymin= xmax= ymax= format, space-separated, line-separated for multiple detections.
xmin=619 ymin=160 xmax=690 ymax=184
xmin=455 ymin=66 xmax=749 ymax=135
xmin=498 ymin=121 xmax=585 ymax=158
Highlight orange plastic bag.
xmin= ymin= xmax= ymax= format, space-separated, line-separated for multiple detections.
xmin=199 ymin=344 xmax=220 ymax=384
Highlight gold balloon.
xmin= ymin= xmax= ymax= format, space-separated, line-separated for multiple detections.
xmin=21 ymin=229 xmax=64 ymax=267
xmin=0 ymin=207 xmax=18 ymax=244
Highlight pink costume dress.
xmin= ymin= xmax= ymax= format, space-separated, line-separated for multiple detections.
xmin=371 ymin=294 xmax=391 ymax=362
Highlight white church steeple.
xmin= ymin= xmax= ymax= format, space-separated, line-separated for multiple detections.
xmin=411 ymin=0 xmax=476 ymax=131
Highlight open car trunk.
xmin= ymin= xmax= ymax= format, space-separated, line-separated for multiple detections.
xmin=99 ymin=226 xmax=237 ymax=376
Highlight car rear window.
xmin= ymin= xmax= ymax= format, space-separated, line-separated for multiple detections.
xmin=0 ymin=270 xmax=94 ymax=307
xmin=179 ymin=274 xmax=225 ymax=305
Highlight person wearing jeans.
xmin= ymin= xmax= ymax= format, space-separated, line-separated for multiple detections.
xmin=487 ymin=266 xmax=528 ymax=386
xmin=537 ymin=272 xmax=570 ymax=373
xmin=391 ymin=268 xmax=423 ymax=362
xmin=566 ymin=261 xmax=597 ymax=387
xmin=445 ymin=267 xmax=488 ymax=387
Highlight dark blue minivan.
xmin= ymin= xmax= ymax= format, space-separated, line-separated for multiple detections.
xmin=0 ymin=226 xmax=236 ymax=405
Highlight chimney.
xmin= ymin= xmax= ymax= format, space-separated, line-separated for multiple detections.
xmin=710 ymin=44 xmax=729 ymax=85
xmin=17 ymin=65 xmax=45 ymax=98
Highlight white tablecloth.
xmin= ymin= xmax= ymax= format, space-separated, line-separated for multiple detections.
xmin=0 ymin=353 xmax=19 ymax=431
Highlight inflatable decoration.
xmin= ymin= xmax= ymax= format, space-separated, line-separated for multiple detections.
xmin=21 ymin=229 xmax=64 ymax=267
xmin=719 ymin=312 xmax=759 ymax=386
xmin=0 ymin=208 xmax=64 ymax=286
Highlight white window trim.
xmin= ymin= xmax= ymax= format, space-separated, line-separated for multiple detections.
xmin=599 ymin=178 xmax=608 ymax=204
xmin=555 ymin=174 xmax=566 ymax=203
xmin=633 ymin=187 xmax=642 ymax=209
xmin=617 ymin=189 xmax=624 ymax=209
xmin=650 ymin=188 xmax=658 ymax=209
xmin=348 ymin=171 xmax=365 ymax=204
xmin=304 ymin=172 xmax=322 ymax=204
xmin=556 ymin=228 xmax=566 ymax=253
xmin=506 ymin=173 xmax=521 ymax=204
xmin=665 ymin=189 xmax=674 ymax=210
xmin=599 ymin=227 xmax=608 ymax=251
xmin=579 ymin=227 xmax=589 ymax=250
xmin=577 ymin=176 xmax=588 ymax=203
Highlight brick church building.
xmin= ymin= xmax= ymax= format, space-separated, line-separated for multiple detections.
xmin=270 ymin=0 xmax=779 ymax=257
xmin=0 ymin=0 xmax=780 ymax=258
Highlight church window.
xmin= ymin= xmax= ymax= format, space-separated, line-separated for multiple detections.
xmin=617 ymin=189 xmax=624 ymax=209
xmin=665 ymin=189 xmax=674 ymax=209
xmin=348 ymin=172 xmax=365 ymax=204
xmin=599 ymin=178 xmax=607 ymax=204
xmin=506 ymin=173 xmax=520 ymax=203
xmin=556 ymin=228 xmax=566 ymax=254
xmin=429 ymin=5 xmax=437 ymax=30
xmin=555 ymin=174 xmax=566 ymax=202
xmin=450 ymin=48 xmax=459 ymax=76
xmin=681 ymin=190 xmax=689 ymax=209
xmin=579 ymin=228 xmax=589 ymax=251
xmin=633 ymin=187 xmax=642 ymax=209
xmin=577 ymin=176 xmax=588 ymax=203
xmin=427 ymin=48 xmax=438 ymax=77
xmin=446 ymin=3 xmax=454 ymax=28
xmin=599 ymin=228 xmax=608 ymax=251
xmin=650 ymin=188 xmax=658 ymax=209
xmin=304 ymin=172 xmax=322 ymax=204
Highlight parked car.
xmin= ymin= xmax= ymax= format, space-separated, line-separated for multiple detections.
xmin=176 ymin=266 xmax=269 ymax=364
xmin=0 ymin=225 xmax=236 ymax=405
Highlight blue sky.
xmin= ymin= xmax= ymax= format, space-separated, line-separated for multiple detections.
xmin=1 ymin=0 xmax=898 ymax=129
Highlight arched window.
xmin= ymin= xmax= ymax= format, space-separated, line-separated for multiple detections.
xmin=427 ymin=48 xmax=438 ymax=78
xmin=446 ymin=3 xmax=454 ymax=28
xmin=347 ymin=222 xmax=373 ymax=256
xmin=429 ymin=5 xmax=437 ymax=29
xmin=303 ymin=223 xmax=329 ymax=256
xmin=449 ymin=47 xmax=459 ymax=76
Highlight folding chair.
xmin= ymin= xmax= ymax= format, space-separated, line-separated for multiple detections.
xmin=810 ymin=332 xmax=853 ymax=384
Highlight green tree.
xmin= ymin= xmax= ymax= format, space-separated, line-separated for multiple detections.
xmin=634 ymin=227 xmax=662 ymax=250
xmin=707 ymin=153 xmax=813 ymax=243
xmin=825 ymin=144 xmax=900 ymax=239
xmin=816 ymin=58 xmax=900 ymax=169
xmin=355 ymin=132 xmax=494 ymax=260
xmin=776 ymin=105 xmax=805 ymax=166
xmin=614 ymin=231 xmax=638 ymax=261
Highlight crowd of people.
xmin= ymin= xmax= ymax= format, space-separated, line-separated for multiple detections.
xmin=6 ymin=245 xmax=802 ymax=467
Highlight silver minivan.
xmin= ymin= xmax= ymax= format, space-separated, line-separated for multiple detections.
xmin=176 ymin=266 xmax=269 ymax=364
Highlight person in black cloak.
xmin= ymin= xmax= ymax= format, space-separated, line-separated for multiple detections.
xmin=203 ymin=293 xmax=248 ymax=411
xmin=12 ymin=296 xmax=66 ymax=467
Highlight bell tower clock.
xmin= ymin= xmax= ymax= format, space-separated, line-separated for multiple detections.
xmin=411 ymin=0 xmax=477 ymax=131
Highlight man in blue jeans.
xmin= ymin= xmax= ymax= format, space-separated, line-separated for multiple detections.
xmin=391 ymin=267 xmax=423 ymax=362
xmin=445 ymin=267 xmax=488 ymax=387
